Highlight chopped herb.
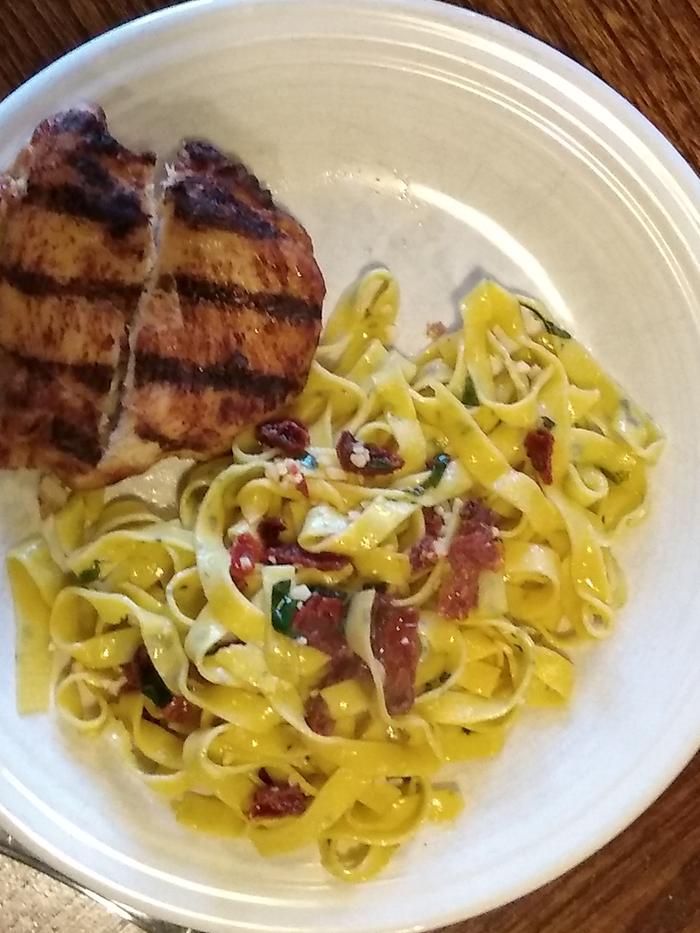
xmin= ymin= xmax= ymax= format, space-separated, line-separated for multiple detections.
xmin=530 ymin=306 xmax=571 ymax=339
xmin=297 ymin=451 xmax=318 ymax=469
xmin=76 ymin=560 xmax=101 ymax=585
xmin=601 ymin=467 xmax=625 ymax=485
xmin=308 ymin=585 xmax=350 ymax=604
xmin=424 ymin=453 xmax=451 ymax=489
xmin=271 ymin=580 xmax=300 ymax=635
xmin=424 ymin=671 xmax=451 ymax=692
xmin=462 ymin=375 xmax=479 ymax=407
xmin=541 ymin=416 xmax=556 ymax=430
xmin=366 ymin=453 xmax=401 ymax=473
xmin=141 ymin=668 xmax=173 ymax=708
xmin=618 ymin=397 xmax=641 ymax=427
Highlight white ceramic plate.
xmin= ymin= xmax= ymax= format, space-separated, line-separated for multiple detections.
xmin=1 ymin=1 xmax=699 ymax=930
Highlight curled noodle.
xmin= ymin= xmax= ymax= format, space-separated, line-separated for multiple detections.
xmin=9 ymin=271 xmax=662 ymax=880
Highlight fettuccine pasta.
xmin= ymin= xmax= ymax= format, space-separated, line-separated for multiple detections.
xmin=9 ymin=270 xmax=662 ymax=880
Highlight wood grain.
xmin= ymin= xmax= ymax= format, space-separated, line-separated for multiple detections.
xmin=0 ymin=2 xmax=698 ymax=932
xmin=0 ymin=0 xmax=698 ymax=168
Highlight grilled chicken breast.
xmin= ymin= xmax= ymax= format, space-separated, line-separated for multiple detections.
xmin=0 ymin=106 xmax=156 ymax=485
xmin=0 ymin=112 xmax=325 ymax=488
xmin=98 ymin=140 xmax=325 ymax=484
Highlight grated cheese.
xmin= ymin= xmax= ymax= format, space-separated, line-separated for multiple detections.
xmin=349 ymin=443 xmax=370 ymax=469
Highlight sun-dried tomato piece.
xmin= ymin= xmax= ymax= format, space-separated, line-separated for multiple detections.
xmin=248 ymin=781 xmax=309 ymax=819
xmin=293 ymin=594 xmax=349 ymax=657
xmin=409 ymin=507 xmax=445 ymax=572
xmin=258 ymin=517 xmax=286 ymax=548
xmin=121 ymin=645 xmax=173 ymax=706
xmin=422 ymin=506 xmax=444 ymax=538
xmin=370 ymin=593 xmax=420 ymax=716
xmin=409 ymin=536 xmax=439 ymax=573
xmin=426 ymin=321 xmax=447 ymax=339
xmin=229 ymin=532 xmax=263 ymax=586
xmin=336 ymin=430 xmax=404 ymax=476
xmin=161 ymin=696 xmax=199 ymax=727
xmin=121 ymin=645 xmax=150 ymax=693
xmin=304 ymin=693 xmax=335 ymax=736
xmin=524 ymin=427 xmax=554 ymax=485
xmin=437 ymin=499 xmax=502 ymax=619
xmin=317 ymin=653 xmax=370 ymax=689
xmin=264 ymin=542 xmax=351 ymax=571
xmin=286 ymin=460 xmax=310 ymax=498
xmin=256 ymin=418 xmax=310 ymax=456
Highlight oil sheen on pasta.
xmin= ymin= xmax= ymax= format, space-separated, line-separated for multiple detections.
xmin=8 ymin=271 xmax=663 ymax=881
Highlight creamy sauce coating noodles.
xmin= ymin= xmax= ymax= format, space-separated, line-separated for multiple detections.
xmin=9 ymin=271 xmax=662 ymax=880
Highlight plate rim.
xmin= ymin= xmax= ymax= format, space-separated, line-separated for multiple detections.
xmin=0 ymin=1 xmax=698 ymax=930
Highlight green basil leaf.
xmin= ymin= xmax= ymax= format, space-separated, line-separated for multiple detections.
xmin=271 ymin=580 xmax=299 ymax=634
xmin=462 ymin=376 xmax=479 ymax=407
xmin=76 ymin=560 xmax=101 ymax=585
xmin=141 ymin=669 xmax=173 ymax=708
xmin=424 ymin=453 xmax=451 ymax=489
xmin=530 ymin=306 xmax=571 ymax=340
xmin=366 ymin=455 xmax=398 ymax=473
xmin=600 ymin=467 xmax=625 ymax=485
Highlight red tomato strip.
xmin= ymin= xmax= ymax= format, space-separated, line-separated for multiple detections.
xmin=304 ymin=693 xmax=335 ymax=736
xmin=229 ymin=532 xmax=263 ymax=586
xmin=525 ymin=428 xmax=554 ymax=485
xmin=437 ymin=499 xmax=502 ymax=618
xmin=370 ymin=592 xmax=420 ymax=715
xmin=336 ymin=430 xmax=404 ymax=476
xmin=249 ymin=782 xmax=309 ymax=818
xmin=265 ymin=543 xmax=351 ymax=571
xmin=256 ymin=419 xmax=310 ymax=455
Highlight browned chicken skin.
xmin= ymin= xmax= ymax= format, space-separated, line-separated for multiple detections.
xmin=99 ymin=139 xmax=325 ymax=483
xmin=0 ymin=106 xmax=156 ymax=483
xmin=0 ymin=110 xmax=325 ymax=488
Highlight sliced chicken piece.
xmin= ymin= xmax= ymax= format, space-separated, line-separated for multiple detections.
xmin=0 ymin=106 xmax=156 ymax=485
xmin=97 ymin=140 xmax=325 ymax=484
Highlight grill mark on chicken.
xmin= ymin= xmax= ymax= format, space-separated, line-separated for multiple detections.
xmin=0 ymin=106 xmax=156 ymax=485
xmin=33 ymin=108 xmax=157 ymax=166
xmin=50 ymin=417 xmax=102 ymax=466
xmin=70 ymin=151 xmax=114 ymax=190
xmin=167 ymin=176 xmax=279 ymax=238
xmin=164 ymin=273 xmax=321 ymax=324
xmin=23 ymin=181 xmax=149 ymax=238
xmin=1 ymin=264 xmax=143 ymax=312
xmin=0 ymin=111 xmax=324 ymax=488
xmin=180 ymin=141 xmax=274 ymax=209
xmin=133 ymin=350 xmax=297 ymax=398
xmin=7 ymin=351 xmax=113 ymax=394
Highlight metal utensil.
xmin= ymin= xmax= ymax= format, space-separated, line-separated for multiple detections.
xmin=0 ymin=829 xmax=188 ymax=933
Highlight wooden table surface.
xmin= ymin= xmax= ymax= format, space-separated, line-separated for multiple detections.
xmin=0 ymin=1 xmax=698 ymax=932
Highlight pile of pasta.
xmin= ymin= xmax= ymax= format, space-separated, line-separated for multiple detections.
xmin=8 ymin=271 xmax=663 ymax=881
